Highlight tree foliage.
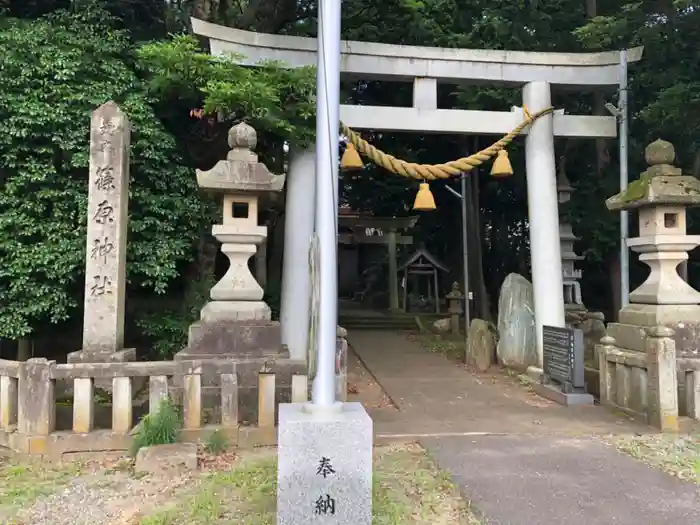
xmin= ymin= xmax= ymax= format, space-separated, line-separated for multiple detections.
xmin=130 ymin=35 xmax=317 ymax=357
xmin=136 ymin=35 xmax=316 ymax=146
xmin=0 ymin=7 xmax=208 ymax=339
xmin=3 ymin=0 xmax=700 ymax=341
xmin=336 ymin=0 xmax=700 ymax=314
xmin=188 ymin=0 xmax=700 ymax=316
xmin=575 ymin=1 xmax=700 ymax=171
xmin=0 ymin=4 xmax=315 ymax=341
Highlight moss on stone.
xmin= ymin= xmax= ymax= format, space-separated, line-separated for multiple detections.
xmin=617 ymin=174 xmax=652 ymax=203
xmin=608 ymin=174 xmax=700 ymax=211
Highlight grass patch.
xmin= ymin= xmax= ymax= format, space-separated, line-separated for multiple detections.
xmin=412 ymin=333 xmax=464 ymax=361
xmin=611 ymin=434 xmax=700 ymax=483
xmin=138 ymin=454 xmax=276 ymax=525
xmin=138 ymin=444 xmax=482 ymax=524
xmin=0 ymin=458 xmax=81 ymax=517
xmin=204 ymin=428 xmax=228 ymax=455
xmin=131 ymin=398 xmax=182 ymax=456
xmin=373 ymin=444 xmax=482 ymax=524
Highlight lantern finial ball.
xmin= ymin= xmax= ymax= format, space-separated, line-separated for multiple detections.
xmin=645 ymin=139 xmax=675 ymax=167
xmin=228 ymin=122 xmax=257 ymax=149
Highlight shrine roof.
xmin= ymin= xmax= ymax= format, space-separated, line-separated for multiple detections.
xmin=399 ymin=247 xmax=449 ymax=272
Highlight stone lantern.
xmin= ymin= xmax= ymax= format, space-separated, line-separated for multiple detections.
xmin=556 ymin=160 xmax=584 ymax=308
xmin=175 ymin=123 xmax=301 ymax=418
xmin=446 ymin=282 xmax=464 ymax=335
xmin=556 ymin=160 xmax=606 ymax=362
xmin=195 ymin=122 xmax=284 ymax=322
xmin=605 ymin=139 xmax=700 ymax=358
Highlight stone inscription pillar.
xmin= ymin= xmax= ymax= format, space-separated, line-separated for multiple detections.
xmin=82 ymin=101 xmax=130 ymax=352
xmin=523 ymin=81 xmax=565 ymax=368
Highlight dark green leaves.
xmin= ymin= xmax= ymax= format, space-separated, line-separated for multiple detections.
xmin=0 ymin=9 xmax=205 ymax=338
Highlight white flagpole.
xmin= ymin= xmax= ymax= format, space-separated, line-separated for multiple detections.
xmin=311 ymin=0 xmax=342 ymax=407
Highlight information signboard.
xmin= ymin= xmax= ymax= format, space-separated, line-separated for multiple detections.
xmin=542 ymin=325 xmax=585 ymax=391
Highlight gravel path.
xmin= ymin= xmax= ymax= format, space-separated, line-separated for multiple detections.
xmin=11 ymin=469 xmax=192 ymax=525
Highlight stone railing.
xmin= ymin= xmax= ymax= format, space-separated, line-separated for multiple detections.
xmin=0 ymin=357 xmax=310 ymax=459
xmin=597 ymin=338 xmax=649 ymax=420
xmin=678 ymin=358 xmax=700 ymax=421
xmin=597 ymin=327 xmax=700 ymax=431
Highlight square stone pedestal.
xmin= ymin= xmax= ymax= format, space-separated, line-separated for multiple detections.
xmin=174 ymin=319 xmax=304 ymax=423
xmin=277 ymin=402 xmax=373 ymax=525
xmin=181 ymin=320 xmax=285 ymax=360
xmin=607 ymin=303 xmax=700 ymax=358
xmin=532 ymin=382 xmax=594 ymax=406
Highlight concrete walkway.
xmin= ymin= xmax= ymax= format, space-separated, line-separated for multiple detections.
xmin=347 ymin=330 xmax=700 ymax=525
xmin=425 ymin=434 xmax=700 ymax=525
xmin=348 ymin=330 xmax=641 ymax=437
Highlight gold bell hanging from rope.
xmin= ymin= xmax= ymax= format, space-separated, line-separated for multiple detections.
xmin=490 ymin=149 xmax=514 ymax=178
xmin=340 ymin=142 xmax=364 ymax=170
xmin=413 ymin=182 xmax=436 ymax=211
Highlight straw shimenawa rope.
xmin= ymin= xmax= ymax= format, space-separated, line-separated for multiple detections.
xmin=340 ymin=106 xmax=554 ymax=180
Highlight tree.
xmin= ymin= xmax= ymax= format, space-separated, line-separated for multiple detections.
xmin=574 ymin=0 xmax=700 ymax=302
xmin=6 ymin=0 xmax=697 ymax=341
xmin=168 ymin=0 xmax=700 ymax=318
xmin=0 ymin=6 xmax=316 ymax=344
xmin=189 ymin=0 xmax=300 ymax=32
xmin=136 ymin=36 xmax=316 ymax=145
xmin=0 ymin=7 xmax=210 ymax=339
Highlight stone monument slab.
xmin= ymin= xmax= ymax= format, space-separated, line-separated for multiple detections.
xmin=543 ymin=325 xmax=585 ymax=388
xmin=533 ymin=325 xmax=593 ymax=406
xmin=466 ymin=318 xmax=495 ymax=372
xmin=496 ymin=273 xmax=537 ymax=368
xmin=277 ymin=402 xmax=372 ymax=525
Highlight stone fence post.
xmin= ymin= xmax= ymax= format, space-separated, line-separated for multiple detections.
xmin=645 ymin=326 xmax=679 ymax=432
xmin=18 ymin=358 xmax=56 ymax=453
xmin=596 ymin=335 xmax=616 ymax=406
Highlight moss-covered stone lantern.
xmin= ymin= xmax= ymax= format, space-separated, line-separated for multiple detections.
xmin=605 ymin=139 xmax=700 ymax=357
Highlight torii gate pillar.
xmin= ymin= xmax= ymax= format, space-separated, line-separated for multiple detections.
xmin=524 ymin=81 xmax=566 ymax=369
xmin=280 ymin=147 xmax=316 ymax=361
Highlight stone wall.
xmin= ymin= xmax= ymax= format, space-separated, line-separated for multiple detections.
xmin=596 ymin=329 xmax=700 ymax=431
xmin=0 ymin=356 xmax=311 ymax=459
xmin=678 ymin=358 xmax=700 ymax=421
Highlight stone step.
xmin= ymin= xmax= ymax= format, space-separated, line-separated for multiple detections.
xmin=339 ymin=314 xmax=439 ymax=321
xmin=339 ymin=320 xmax=418 ymax=330
xmin=341 ymin=321 xmax=417 ymax=327
xmin=341 ymin=325 xmax=417 ymax=330
xmin=339 ymin=312 xmax=445 ymax=331
xmin=339 ymin=313 xmax=419 ymax=320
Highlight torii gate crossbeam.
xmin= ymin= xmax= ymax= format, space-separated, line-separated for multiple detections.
xmin=191 ymin=18 xmax=643 ymax=374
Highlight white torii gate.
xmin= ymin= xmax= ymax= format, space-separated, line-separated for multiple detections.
xmin=192 ymin=18 xmax=643 ymax=372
